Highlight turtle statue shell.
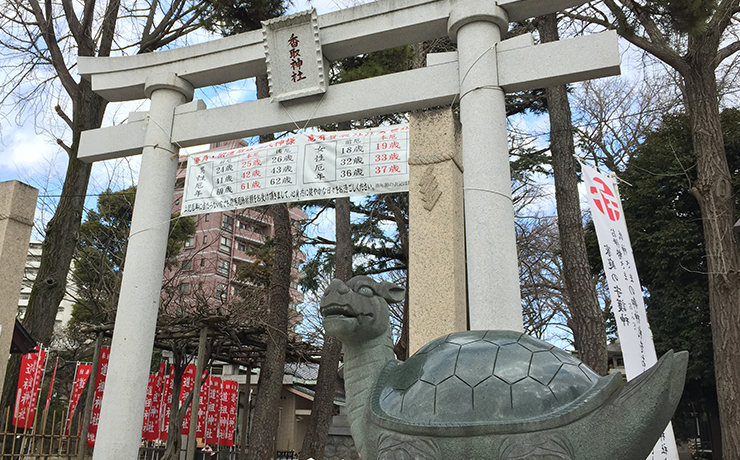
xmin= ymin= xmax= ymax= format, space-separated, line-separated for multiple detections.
xmin=373 ymin=330 xmax=610 ymax=430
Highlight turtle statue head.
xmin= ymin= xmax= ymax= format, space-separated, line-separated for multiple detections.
xmin=321 ymin=276 xmax=404 ymax=344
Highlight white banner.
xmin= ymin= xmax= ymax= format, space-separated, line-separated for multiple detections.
xmin=181 ymin=124 xmax=409 ymax=215
xmin=582 ymin=162 xmax=678 ymax=460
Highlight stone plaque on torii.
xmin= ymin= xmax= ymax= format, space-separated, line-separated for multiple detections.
xmin=77 ymin=0 xmax=619 ymax=457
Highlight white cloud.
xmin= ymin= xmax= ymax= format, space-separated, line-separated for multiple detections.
xmin=1 ymin=125 xmax=57 ymax=171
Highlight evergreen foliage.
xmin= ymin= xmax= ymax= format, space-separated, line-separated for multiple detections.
xmin=619 ymin=109 xmax=740 ymax=385
xmin=652 ymin=0 xmax=717 ymax=35
xmin=200 ymin=0 xmax=289 ymax=35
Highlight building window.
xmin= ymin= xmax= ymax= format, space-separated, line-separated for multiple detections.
xmin=184 ymin=237 xmax=195 ymax=248
xmin=237 ymin=241 xmax=248 ymax=252
xmin=220 ymin=236 xmax=232 ymax=252
xmin=205 ymin=214 xmax=210 ymax=222
xmin=175 ymin=198 xmax=180 ymax=205
xmin=182 ymin=259 xmax=193 ymax=270
xmin=203 ymin=235 xmax=208 ymax=244
xmin=216 ymin=283 xmax=227 ymax=299
xmin=180 ymin=283 xmax=191 ymax=294
xmin=222 ymin=214 xmax=234 ymax=230
xmin=200 ymin=258 xmax=206 ymax=267
xmin=218 ymin=259 xmax=230 ymax=275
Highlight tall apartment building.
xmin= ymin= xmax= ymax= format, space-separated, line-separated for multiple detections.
xmin=18 ymin=241 xmax=76 ymax=329
xmin=169 ymin=140 xmax=306 ymax=312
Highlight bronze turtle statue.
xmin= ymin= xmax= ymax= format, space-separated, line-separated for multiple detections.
xmin=321 ymin=276 xmax=688 ymax=460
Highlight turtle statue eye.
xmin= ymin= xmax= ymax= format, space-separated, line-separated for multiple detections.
xmin=358 ymin=286 xmax=374 ymax=297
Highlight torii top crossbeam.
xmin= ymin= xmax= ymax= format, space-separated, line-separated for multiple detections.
xmin=78 ymin=0 xmax=619 ymax=458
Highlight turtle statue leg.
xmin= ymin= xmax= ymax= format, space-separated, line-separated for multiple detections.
xmin=377 ymin=433 xmax=441 ymax=460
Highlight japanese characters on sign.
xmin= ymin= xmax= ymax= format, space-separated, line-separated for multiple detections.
xmin=160 ymin=366 xmax=175 ymax=439
xmin=87 ymin=347 xmax=110 ymax=447
xmin=182 ymin=124 xmax=410 ymax=216
xmin=262 ymin=9 xmax=326 ymax=102
xmin=581 ymin=163 xmax=678 ymax=460
xmin=66 ymin=363 xmax=92 ymax=435
xmin=180 ymin=364 xmax=196 ymax=435
xmin=219 ymin=380 xmax=238 ymax=447
xmin=14 ymin=346 xmax=46 ymax=429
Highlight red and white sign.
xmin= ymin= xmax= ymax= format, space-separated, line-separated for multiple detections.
xmin=204 ymin=376 xmax=221 ymax=444
xmin=182 ymin=124 xmax=410 ymax=215
xmin=65 ymin=363 xmax=92 ymax=435
xmin=180 ymin=364 xmax=196 ymax=435
xmin=87 ymin=347 xmax=110 ymax=447
xmin=142 ymin=362 xmax=165 ymax=442
xmin=14 ymin=346 xmax=46 ymax=428
xmin=195 ymin=373 xmax=209 ymax=439
xmin=160 ymin=365 xmax=175 ymax=440
xmin=219 ymin=380 xmax=238 ymax=446
xmin=582 ymin=163 xmax=678 ymax=460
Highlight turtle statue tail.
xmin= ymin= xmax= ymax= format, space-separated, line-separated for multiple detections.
xmin=570 ymin=350 xmax=688 ymax=460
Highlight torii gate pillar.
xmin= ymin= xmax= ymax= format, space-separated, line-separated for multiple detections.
xmin=92 ymin=73 xmax=193 ymax=457
xmin=449 ymin=4 xmax=523 ymax=331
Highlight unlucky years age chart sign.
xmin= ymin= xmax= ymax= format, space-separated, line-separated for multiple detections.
xmin=181 ymin=124 xmax=409 ymax=215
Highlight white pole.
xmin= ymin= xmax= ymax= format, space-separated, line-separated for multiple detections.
xmin=93 ymin=73 xmax=193 ymax=460
xmin=449 ymin=3 xmax=523 ymax=332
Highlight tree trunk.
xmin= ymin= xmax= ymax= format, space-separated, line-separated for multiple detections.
xmin=684 ymin=66 xmax=740 ymax=460
xmin=1 ymin=80 xmax=106 ymax=410
xmin=298 ymin=198 xmax=351 ymax=460
xmin=538 ymin=14 xmax=608 ymax=375
xmin=247 ymin=202 xmax=292 ymax=460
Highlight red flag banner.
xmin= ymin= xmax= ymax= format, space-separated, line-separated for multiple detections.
xmin=141 ymin=362 xmax=165 ymax=442
xmin=142 ymin=373 xmax=156 ymax=440
xmin=87 ymin=347 xmax=110 ymax=447
xmin=160 ymin=365 xmax=175 ymax=440
xmin=196 ymin=373 xmax=209 ymax=439
xmin=65 ymin=363 xmax=92 ymax=435
xmin=44 ymin=358 xmax=58 ymax=412
xmin=180 ymin=364 xmax=196 ymax=435
xmin=204 ymin=376 xmax=221 ymax=445
xmin=218 ymin=380 xmax=238 ymax=446
xmin=14 ymin=346 xmax=46 ymax=428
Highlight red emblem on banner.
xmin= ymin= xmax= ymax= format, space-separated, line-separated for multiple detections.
xmin=589 ymin=176 xmax=621 ymax=222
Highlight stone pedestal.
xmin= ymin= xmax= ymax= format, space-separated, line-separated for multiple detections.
xmin=0 ymin=181 xmax=38 ymax=396
xmin=408 ymin=109 xmax=467 ymax=354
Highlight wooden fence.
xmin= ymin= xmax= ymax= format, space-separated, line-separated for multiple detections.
xmin=0 ymin=408 xmax=80 ymax=459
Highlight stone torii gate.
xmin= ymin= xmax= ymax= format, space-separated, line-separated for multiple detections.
xmin=77 ymin=0 xmax=619 ymax=457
